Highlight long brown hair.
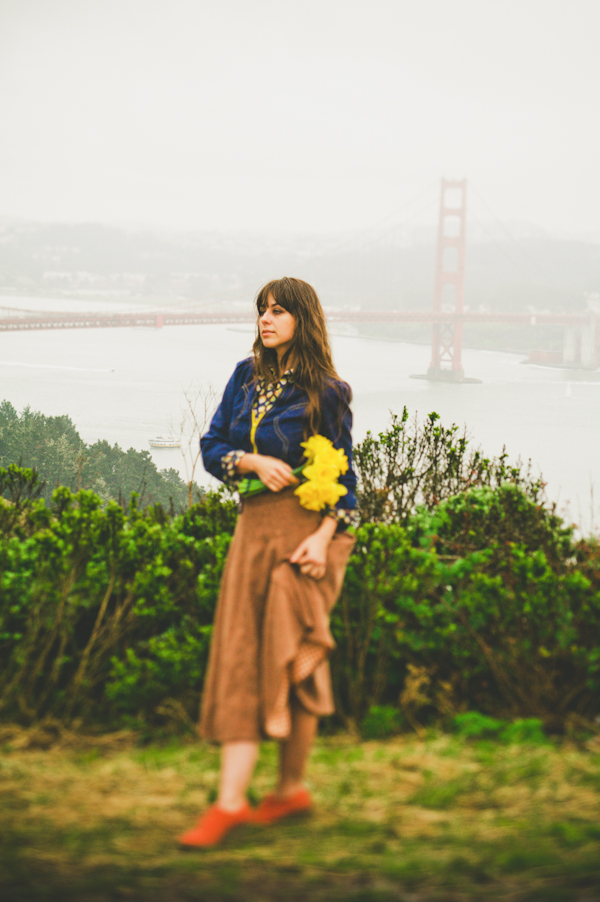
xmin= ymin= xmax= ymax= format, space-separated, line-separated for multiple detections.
xmin=252 ymin=277 xmax=346 ymax=436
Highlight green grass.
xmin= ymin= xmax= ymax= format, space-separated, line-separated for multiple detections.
xmin=1 ymin=731 xmax=600 ymax=900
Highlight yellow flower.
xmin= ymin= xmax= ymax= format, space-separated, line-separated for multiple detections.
xmin=300 ymin=435 xmax=349 ymax=476
xmin=320 ymin=481 xmax=348 ymax=506
xmin=329 ymin=446 xmax=349 ymax=475
xmin=303 ymin=460 xmax=339 ymax=484
xmin=300 ymin=434 xmax=333 ymax=464
xmin=294 ymin=480 xmax=326 ymax=511
xmin=294 ymin=478 xmax=347 ymax=511
xmin=295 ymin=434 xmax=349 ymax=512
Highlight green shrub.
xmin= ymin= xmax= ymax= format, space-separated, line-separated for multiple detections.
xmin=353 ymin=409 xmax=544 ymax=525
xmin=2 ymin=460 xmax=600 ymax=734
xmin=331 ymin=521 xmax=438 ymax=726
xmin=501 ymin=718 xmax=549 ymax=745
xmin=332 ymin=486 xmax=600 ymax=729
xmin=453 ymin=712 xmax=506 ymax=739
xmin=0 ymin=483 xmax=236 ymax=726
xmin=360 ymin=705 xmax=404 ymax=739
xmin=409 ymin=483 xmax=574 ymax=569
xmin=105 ymin=623 xmax=213 ymax=726
xmin=453 ymin=713 xmax=549 ymax=745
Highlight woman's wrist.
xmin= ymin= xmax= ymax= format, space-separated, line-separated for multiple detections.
xmin=315 ymin=515 xmax=337 ymax=543
xmin=237 ymin=453 xmax=261 ymax=474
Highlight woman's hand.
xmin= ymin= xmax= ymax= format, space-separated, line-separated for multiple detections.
xmin=290 ymin=516 xmax=337 ymax=580
xmin=238 ymin=453 xmax=298 ymax=493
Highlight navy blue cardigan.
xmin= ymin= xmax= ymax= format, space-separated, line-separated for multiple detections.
xmin=201 ymin=358 xmax=357 ymax=515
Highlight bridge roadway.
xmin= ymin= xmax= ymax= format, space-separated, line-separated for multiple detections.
xmin=0 ymin=309 xmax=595 ymax=332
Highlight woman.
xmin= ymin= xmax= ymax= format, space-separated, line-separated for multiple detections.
xmin=178 ymin=277 xmax=356 ymax=848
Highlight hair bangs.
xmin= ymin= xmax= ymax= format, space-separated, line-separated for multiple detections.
xmin=255 ymin=278 xmax=299 ymax=317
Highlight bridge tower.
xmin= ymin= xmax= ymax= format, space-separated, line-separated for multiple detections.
xmin=427 ymin=178 xmax=467 ymax=381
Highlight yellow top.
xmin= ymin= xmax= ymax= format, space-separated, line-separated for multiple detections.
xmin=249 ymin=369 xmax=293 ymax=454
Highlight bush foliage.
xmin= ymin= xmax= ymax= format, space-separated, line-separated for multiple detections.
xmin=353 ymin=407 xmax=545 ymax=525
xmin=1 ymin=411 xmax=599 ymax=737
xmin=0 ymin=474 xmax=236 ymax=727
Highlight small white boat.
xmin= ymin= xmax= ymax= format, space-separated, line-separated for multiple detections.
xmin=149 ymin=435 xmax=181 ymax=448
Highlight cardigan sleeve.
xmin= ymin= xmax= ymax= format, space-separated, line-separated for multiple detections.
xmin=320 ymin=380 xmax=357 ymax=523
xmin=200 ymin=359 xmax=251 ymax=483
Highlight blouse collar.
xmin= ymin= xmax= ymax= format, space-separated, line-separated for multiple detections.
xmin=263 ymin=367 xmax=293 ymax=385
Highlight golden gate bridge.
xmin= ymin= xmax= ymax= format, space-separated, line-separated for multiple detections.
xmin=1 ymin=180 xmax=598 ymax=378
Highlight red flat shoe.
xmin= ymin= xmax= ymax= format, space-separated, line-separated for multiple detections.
xmin=177 ymin=802 xmax=253 ymax=848
xmin=254 ymin=788 xmax=313 ymax=824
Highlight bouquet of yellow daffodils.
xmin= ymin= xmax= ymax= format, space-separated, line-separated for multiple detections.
xmin=237 ymin=434 xmax=348 ymax=511
xmin=293 ymin=434 xmax=348 ymax=511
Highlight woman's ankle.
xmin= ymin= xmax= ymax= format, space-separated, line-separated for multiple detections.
xmin=275 ymin=780 xmax=306 ymax=798
xmin=216 ymin=796 xmax=249 ymax=813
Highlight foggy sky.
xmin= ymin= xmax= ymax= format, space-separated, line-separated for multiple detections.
xmin=1 ymin=0 xmax=599 ymax=236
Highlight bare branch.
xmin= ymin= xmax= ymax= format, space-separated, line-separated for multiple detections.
xmin=175 ymin=383 xmax=219 ymax=508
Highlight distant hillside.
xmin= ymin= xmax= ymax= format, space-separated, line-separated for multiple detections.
xmin=0 ymin=219 xmax=597 ymax=314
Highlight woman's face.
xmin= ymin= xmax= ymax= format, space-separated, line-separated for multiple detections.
xmin=259 ymin=293 xmax=295 ymax=359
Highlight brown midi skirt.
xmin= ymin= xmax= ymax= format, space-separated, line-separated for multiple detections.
xmin=199 ymin=488 xmax=355 ymax=743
